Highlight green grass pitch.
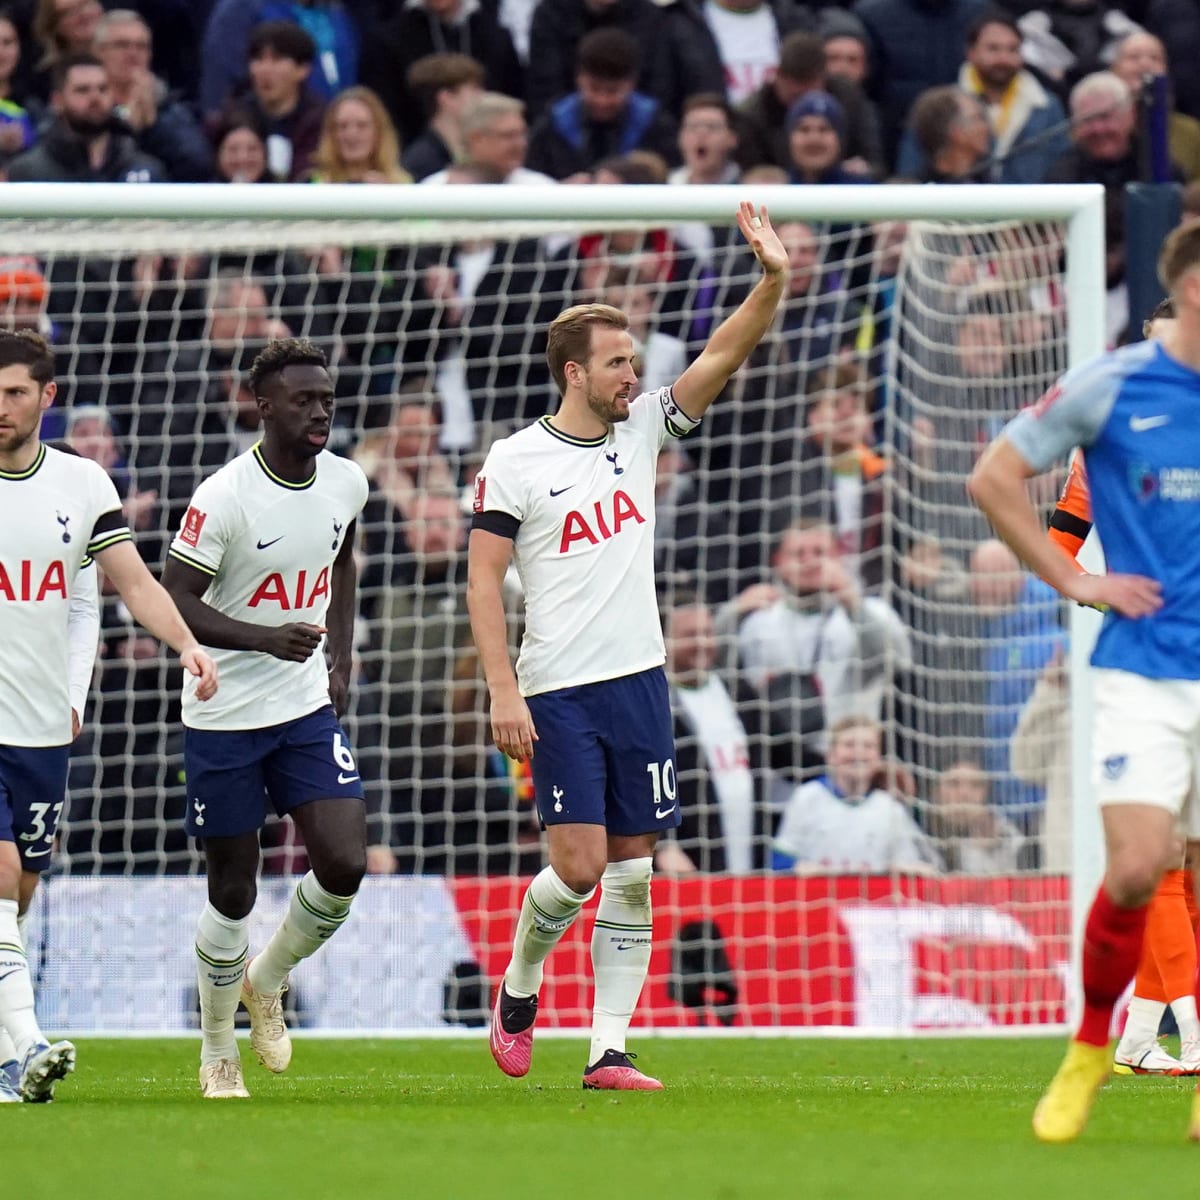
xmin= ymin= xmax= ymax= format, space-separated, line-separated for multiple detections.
xmin=10 ymin=1037 xmax=1200 ymax=1199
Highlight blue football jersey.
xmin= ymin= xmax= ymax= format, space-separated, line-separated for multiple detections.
xmin=1005 ymin=340 xmax=1200 ymax=680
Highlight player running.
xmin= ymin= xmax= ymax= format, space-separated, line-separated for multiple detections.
xmin=469 ymin=202 xmax=786 ymax=1089
xmin=161 ymin=338 xmax=368 ymax=1100
xmin=0 ymin=329 xmax=217 ymax=1102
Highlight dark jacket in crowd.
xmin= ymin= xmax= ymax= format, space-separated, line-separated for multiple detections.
xmin=526 ymin=91 xmax=680 ymax=179
xmin=7 ymin=118 xmax=164 ymax=182
xmin=123 ymin=86 xmax=214 ymax=181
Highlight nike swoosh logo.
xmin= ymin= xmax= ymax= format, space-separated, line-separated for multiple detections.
xmin=655 ymin=805 xmax=676 ymax=819
xmin=211 ymin=977 xmax=242 ymax=987
xmin=0 ymin=969 xmax=20 ymax=983
xmin=1130 ymin=415 xmax=1171 ymax=432
xmin=256 ymin=536 xmax=284 ymax=549
xmin=337 ymin=773 xmax=360 ymax=785
xmin=495 ymin=1033 xmax=516 ymax=1052
xmin=549 ymin=485 xmax=574 ymax=497
xmin=22 ymin=847 xmax=51 ymax=857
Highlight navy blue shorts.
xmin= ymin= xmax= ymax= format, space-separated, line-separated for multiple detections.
xmin=0 ymin=743 xmax=70 ymax=873
xmin=525 ymin=667 xmax=680 ymax=836
xmin=183 ymin=705 xmax=364 ymax=838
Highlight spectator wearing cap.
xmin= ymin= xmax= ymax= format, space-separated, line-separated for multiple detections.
xmin=737 ymin=30 xmax=882 ymax=178
xmin=0 ymin=256 xmax=47 ymax=334
xmin=525 ymin=27 xmax=678 ymax=182
xmin=786 ymin=90 xmax=873 ymax=183
xmin=819 ymin=9 xmax=871 ymax=88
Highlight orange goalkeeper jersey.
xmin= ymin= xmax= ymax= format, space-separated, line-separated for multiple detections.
xmin=1048 ymin=451 xmax=1092 ymax=569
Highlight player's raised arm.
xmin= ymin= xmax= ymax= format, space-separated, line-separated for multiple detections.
xmin=670 ymin=201 xmax=786 ymax=420
xmin=160 ymin=555 xmax=326 ymax=663
xmin=325 ymin=518 xmax=358 ymax=716
xmin=91 ymin=540 xmax=218 ymax=700
xmin=466 ymin=526 xmax=537 ymax=763
xmin=967 ymin=436 xmax=1161 ymax=618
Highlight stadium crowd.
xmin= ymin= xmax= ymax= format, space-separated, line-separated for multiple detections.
xmin=2 ymin=0 xmax=1189 ymax=880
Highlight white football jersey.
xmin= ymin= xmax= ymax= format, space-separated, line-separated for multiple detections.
xmin=168 ymin=444 xmax=368 ymax=731
xmin=0 ymin=444 xmax=129 ymax=746
xmin=474 ymin=387 xmax=700 ymax=696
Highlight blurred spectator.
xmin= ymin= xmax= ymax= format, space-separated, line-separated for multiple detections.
xmin=790 ymin=361 xmax=888 ymax=592
xmin=421 ymin=91 xmax=555 ymax=186
xmin=8 ymin=52 xmax=163 ymax=181
xmin=200 ymin=0 xmax=362 ymax=118
xmin=1016 ymin=0 xmax=1141 ymax=101
xmin=924 ymin=756 xmax=1026 ymax=873
xmin=526 ymin=0 xmax=668 ymax=123
xmin=653 ymin=440 xmax=739 ymax=605
xmin=1046 ymin=71 xmax=1181 ymax=325
xmin=239 ymin=20 xmax=325 ymax=182
xmin=1142 ymin=0 xmax=1200 ymax=123
xmin=31 ymin=0 xmax=102 ymax=99
xmin=786 ymin=90 xmax=871 ymax=184
xmin=401 ymin=52 xmax=484 ymax=182
xmin=0 ymin=10 xmax=38 ymax=169
xmin=210 ymin=106 xmax=273 ymax=182
xmin=668 ymin=94 xmax=741 ymax=262
xmin=820 ymin=11 xmax=871 ymax=87
xmin=310 ymin=85 xmax=408 ymax=182
xmin=658 ymin=595 xmax=772 ymax=875
xmin=1184 ymin=179 xmax=1200 ymax=223
xmin=771 ymin=715 xmax=941 ymax=874
xmin=898 ymin=13 xmax=1070 ymax=184
xmin=525 ymin=28 xmax=678 ymax=181
xmin=660 ymin=0 xmax=814 ymax=108
xmin=93 ymin=9 xmax=211 ymax=182
xmin=728 ymin=517 xmax=910 ymax=770
xmin=670 ymin=93 xmax=739 ymax=186
xmin=65 ymin=404 xmax=158 ymax=534
xmin=1110 ymin=30 xmax=1200 ymax=181
xmin=353 ymin=394 xmax=458 ymax=523
xmin=737 ymin=30 xmax=882 ymax=178
xmin=853 ymin=0 xmax=988 ymax=163
xmin=1010 ymin=647 xmax=1070 ymax=871
xmin=968 ymin=538 xmax=1065 ymax=830
xmin=907 ymin=85 xmax=991 ymax=182
xmin=360 ymin=0 xmax=522 ymax=145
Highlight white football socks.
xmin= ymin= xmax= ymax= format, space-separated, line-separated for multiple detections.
xmin=0 ymin=907 xmax=30 ymax=1066
xmin=1117 ymin=995 xmax=1167 ymax=1054
xmin=588 ymin=857 xmax=653 ymax=1065
xmin=1172 ymin=995 xmax=1200 ymax=1050
xmin=0 ymin=898 xmax=43 ymax=1062
xmin=195 ymin=901 xmax=248 ymax=1066
xmin=246 ymin=871 xmax=355 ymax=996
xmin=504 ymin=867 xmax=594 ymax=998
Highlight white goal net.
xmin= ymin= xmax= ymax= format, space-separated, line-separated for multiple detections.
xmin=9 ymin=185 xmax=1101 ymax=1034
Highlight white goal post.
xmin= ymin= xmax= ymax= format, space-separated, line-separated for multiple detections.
xmin=0 ymin=182 xmax=1106 ymax=1035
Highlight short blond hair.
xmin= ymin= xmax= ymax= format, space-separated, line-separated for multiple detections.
xmin=1159 ymin=218 xmax=1200 ymax=292
xmin=546 ymin=303 xmax=629 ymax=392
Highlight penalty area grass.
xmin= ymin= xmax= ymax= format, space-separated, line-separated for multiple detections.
xmin=8 ymin=1037 xmax=1200 ymax=1200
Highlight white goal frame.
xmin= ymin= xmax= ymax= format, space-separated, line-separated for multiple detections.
xmin=0 ymin=181 xmax=1106 ymax=1033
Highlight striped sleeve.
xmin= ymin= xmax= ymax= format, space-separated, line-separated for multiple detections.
xmin=86 ymin=506 xmax=132 ymax=557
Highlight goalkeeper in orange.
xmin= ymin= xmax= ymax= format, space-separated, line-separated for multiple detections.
xmin=1047 ymin=297 xmax=1200 ymax=1076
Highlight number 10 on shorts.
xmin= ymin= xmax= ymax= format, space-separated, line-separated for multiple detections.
xmin=646 ymin=759 xmax=677 ymax=819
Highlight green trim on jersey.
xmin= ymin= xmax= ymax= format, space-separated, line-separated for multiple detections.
xmin=167 ymin=547 xmax=218 ymax=576
xmin=0 ymin=443 xmax=46 ymax=480
xmin=86 ymin=529 xmax=133 ymax=556
xmin=252 ymin=442 xmax=316 ymax=490
xmin=537 ymin=416 xmax=607 ymax=447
